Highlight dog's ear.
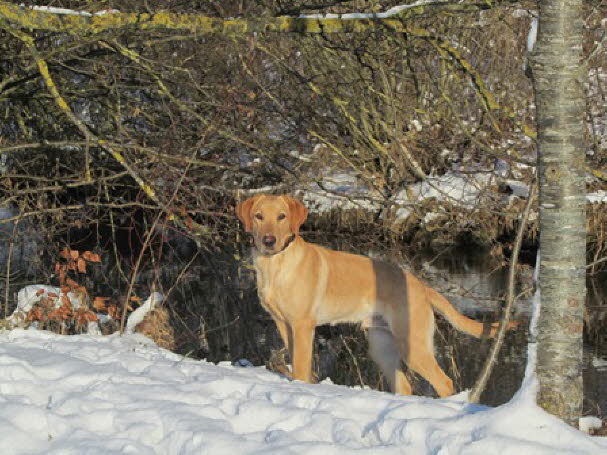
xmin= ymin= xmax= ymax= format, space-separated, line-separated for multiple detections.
xmin=236 ymin=195 xmax=260 ymax=232
xmin=283 ymin=196 xmax=308 ymax=234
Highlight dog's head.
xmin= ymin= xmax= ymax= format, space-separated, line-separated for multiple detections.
xmin=236 ymin=194 xmax=308 ymax=256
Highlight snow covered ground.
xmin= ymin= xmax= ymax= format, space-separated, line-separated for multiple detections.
xmin=0 ymin=329 xmax=604 ymax=454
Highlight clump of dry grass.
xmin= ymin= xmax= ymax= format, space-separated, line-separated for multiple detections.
xmin=588 ymin=203 xmax=607 ymax=274
xmin=134 ymin=307 xmax=175 ymax=350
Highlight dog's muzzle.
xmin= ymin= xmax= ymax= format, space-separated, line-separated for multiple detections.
xmin=257 ymin=233 xmax=296 ymax=256
xmin=262 ymin=235 xmax=276 ymax=248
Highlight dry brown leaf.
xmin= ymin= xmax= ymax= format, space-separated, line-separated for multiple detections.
xmin=89 ymin=253 xmax=101 ymax=263
xmin=81 ymin=251 xmax=102 ymax=263
xmin=108 ymin=305 xmax=118 ymax=319
xmin=92 ymin=296 xmax=109 ymax=310
xmin=27 ymin=307 xmax=43 ymax=321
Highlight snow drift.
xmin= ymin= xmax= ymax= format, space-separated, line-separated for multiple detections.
xmin=0 ymin=329 xmax=604 ymax=454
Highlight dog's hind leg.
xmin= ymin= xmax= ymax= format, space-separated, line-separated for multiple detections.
xmin=367 ymin=326 xmax=412 ymax=395
xmin=405 ymin=346 xmax=454 ymax=398
xmin=392 ymin=307 xmax=455 ymax=398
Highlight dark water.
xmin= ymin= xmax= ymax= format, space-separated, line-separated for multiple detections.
xmin=3 ymin=214 xmax=604 ymax=414
xmin=82 ymin=234 xmax=605 ymax=416
xmin=415 ymin=247 xmax=607 ymax=413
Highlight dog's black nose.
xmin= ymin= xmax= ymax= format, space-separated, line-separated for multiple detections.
xmin=262 ymin=235 xmax=276 ymax=248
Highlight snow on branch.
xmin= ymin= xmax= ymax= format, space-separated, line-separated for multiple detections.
xmin=300 ymin=0 xmax=447 ymax=19
xmin=18 ymin=4 xmax=120 ymax=17
xmin=1 ymin=1 xmax=494 ymax=35
xmin=125 ymin=292 xmax=164 ymax=334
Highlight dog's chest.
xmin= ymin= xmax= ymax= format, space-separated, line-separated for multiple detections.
xmin=254 ymin=258 xmax=292 ymax=319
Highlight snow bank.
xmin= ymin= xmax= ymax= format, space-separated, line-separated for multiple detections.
xmin=9 ymin=286 xmax=165 ymax=337
xmin=302 ymin=170 xmax=494 ymax=221
xmin=301 ymin=169 xmax=606 ymax=221
xmin=303 ymin=173 xmax=378 ymax=213
xmin=8 ymin=285 xmax=86 ymax=325
xmin=0 ymin=329 xmax=604 ymax=454
xmin=587 ymin=190 xmax=607 ymax=204
xmin=405 ymin=172 xmax=493 ymax=208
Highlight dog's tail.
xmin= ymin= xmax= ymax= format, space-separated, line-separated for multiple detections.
xmin=426 ymin=286 xmax=517 ymax=338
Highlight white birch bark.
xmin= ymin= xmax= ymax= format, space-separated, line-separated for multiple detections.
xmin=532 ymin=0 xmax=586 ymax=425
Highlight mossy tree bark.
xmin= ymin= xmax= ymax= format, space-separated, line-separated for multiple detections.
xmin=532 ymin=0 xmax=586 ymax=426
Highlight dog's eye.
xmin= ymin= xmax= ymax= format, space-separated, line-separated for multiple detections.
xmin=277 ymin=213 xmax=286 ymax=221
xmin=255 ymin=213 xmax=263 ymax=220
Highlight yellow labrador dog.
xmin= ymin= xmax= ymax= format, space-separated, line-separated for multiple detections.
xmin=237 ymin=194 xmax=511 ymax=397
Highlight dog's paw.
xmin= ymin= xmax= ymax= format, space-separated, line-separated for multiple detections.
xmin=272 ymin=364 xmax=292 ymax=378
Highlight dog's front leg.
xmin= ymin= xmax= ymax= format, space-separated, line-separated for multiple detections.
xmin=272 ymin=317 xmax=292 ymax=361
xmin=290 ymin=319 xmax=316 ymax=383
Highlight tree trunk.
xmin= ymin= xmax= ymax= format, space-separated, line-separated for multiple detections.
xmin=532 ymin=0 xmax=586 ymax=425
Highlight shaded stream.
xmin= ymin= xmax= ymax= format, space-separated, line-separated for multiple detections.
xmin=3 ymin=218 xmax=605 ymax=415
xmin=416 ymin=247 xmax=607 ymax=412
xmin=172 ymin=239 xmax=606 ymax=414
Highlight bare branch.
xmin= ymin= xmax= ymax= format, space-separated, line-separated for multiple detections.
xmin=0 ymin=1 xmax=498 ymax=36
xmin=470 ymin=181 xmax=537 ymax=403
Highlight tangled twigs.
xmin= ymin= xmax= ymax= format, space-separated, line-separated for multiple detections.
xmin=3 ymin=24 xmax=210 ymax=245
